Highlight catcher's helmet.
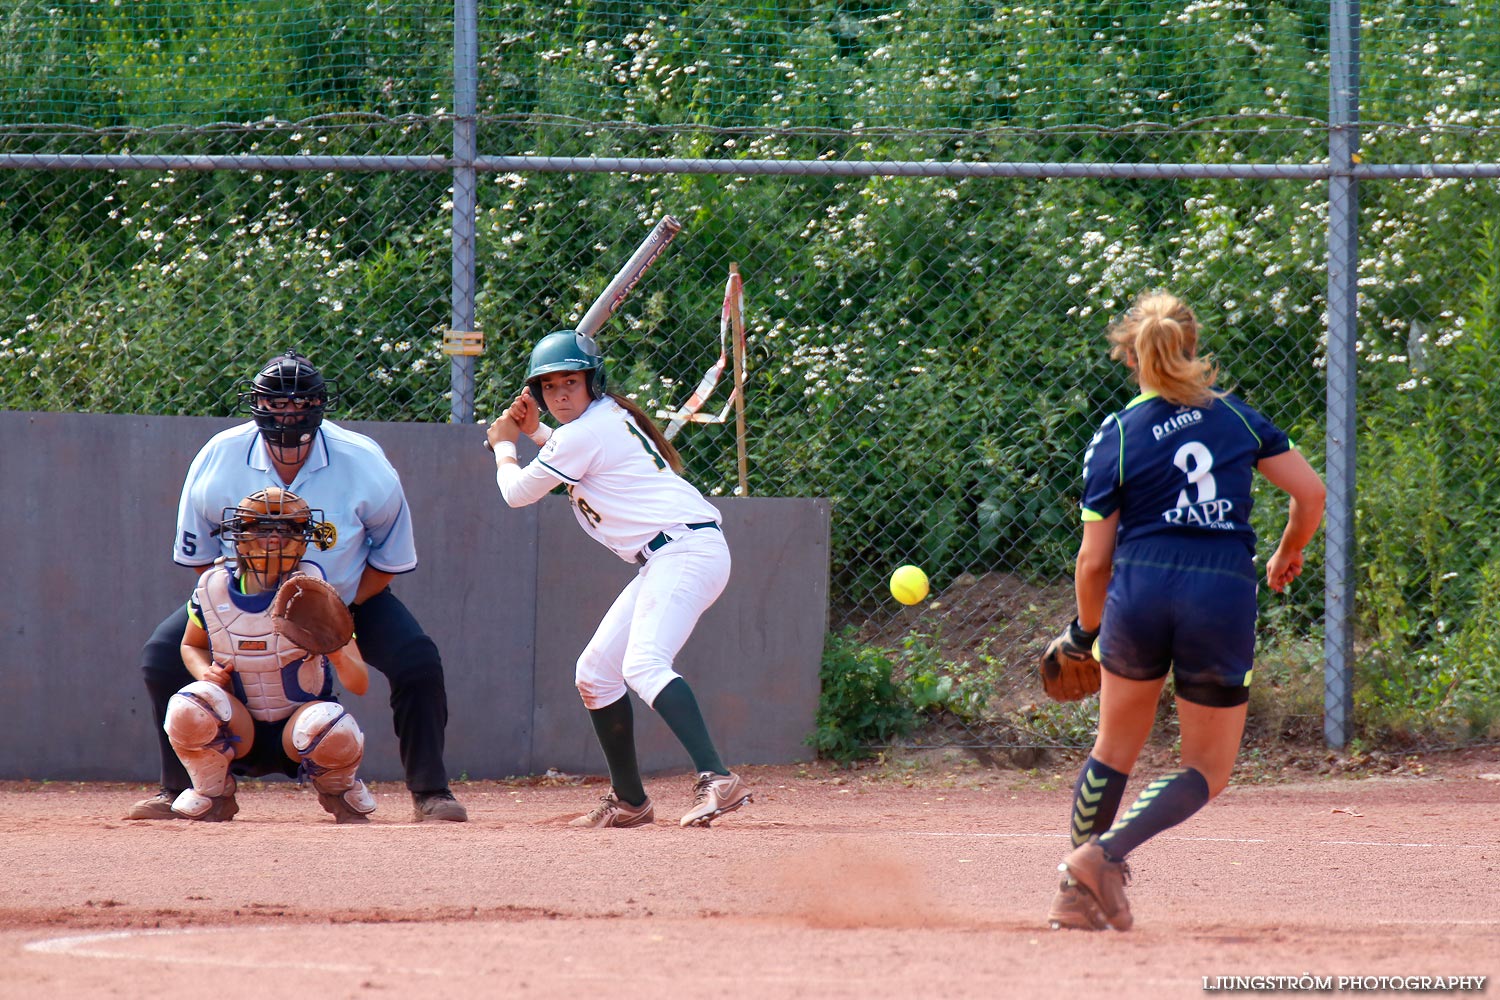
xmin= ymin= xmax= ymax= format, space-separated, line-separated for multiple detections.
xmin=239 ymin=350 xmax=338 ymax=457
xmin=524 ymin=330 xmax=607 ymax=415
xmin=220 ymin=488 xmax=329 ymax=590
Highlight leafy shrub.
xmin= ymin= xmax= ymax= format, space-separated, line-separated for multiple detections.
xmin=810 ymin=629 xmax=917 ymax=763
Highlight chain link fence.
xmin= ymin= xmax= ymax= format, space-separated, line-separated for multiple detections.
xmin=3 ymin=1 xmax=1498 ymax=755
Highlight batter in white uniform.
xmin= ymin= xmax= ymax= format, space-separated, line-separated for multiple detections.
xmin=487 ymin=330 xmax=752 ymax=829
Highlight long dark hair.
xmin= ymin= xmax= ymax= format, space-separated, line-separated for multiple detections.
xmin=608 ymin=392 xmax=684 ymax=474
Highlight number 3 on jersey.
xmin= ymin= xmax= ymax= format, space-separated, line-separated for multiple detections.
xmin=1173 ymin=441 xmax=1217 ymax=506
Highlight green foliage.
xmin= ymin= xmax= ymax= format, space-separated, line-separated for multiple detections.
xmin=810 ymin=629 xmax=917 ymax=763
xmin=1246 ymin=604 xmax=1326 ymax=742
xmin=0 ymin=0 xmax=451 ymax=126
xmin=1353 ymin=218 xmax=1500 ymax=739
xmin=810 ymin=628 xmax=995 ymax=762
xmin=890 ymin=631 xmax=988 ymax=720
xmin=2 ymin=0 xmax=1498 ymax=751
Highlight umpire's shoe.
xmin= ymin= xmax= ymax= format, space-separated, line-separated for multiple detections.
xmin=125 ymin=789 xmax=185 ymax=820
xmin=680 ymin=771 xmax=752 ymax=828
xmin=412 ymin=789 xmax=468 ymax=822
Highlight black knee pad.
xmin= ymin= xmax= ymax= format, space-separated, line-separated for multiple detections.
xmin=1176 ymin=679 xmax=1250 ymax=708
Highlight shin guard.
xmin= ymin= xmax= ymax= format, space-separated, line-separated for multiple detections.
xmin=165 ymin=681 xmax=251 ymax=799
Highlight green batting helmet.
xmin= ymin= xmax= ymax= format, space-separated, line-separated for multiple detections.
xmin=525 ymin=330 xmax=607 ymax=414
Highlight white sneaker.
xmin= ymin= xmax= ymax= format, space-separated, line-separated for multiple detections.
xmin=679 ymin=771 xmax=751 ymax=827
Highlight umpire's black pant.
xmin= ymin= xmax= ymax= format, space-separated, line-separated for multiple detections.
xmin=139 ymin=587 xmax=452 ymax=795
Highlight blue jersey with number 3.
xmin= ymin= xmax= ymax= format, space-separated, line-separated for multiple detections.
xmin=1080 ymin=391 xmax=1289 ymax=555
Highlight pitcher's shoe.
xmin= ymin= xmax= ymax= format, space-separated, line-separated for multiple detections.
xmin=680 ymin=771 xmax=752 ymax=828
xmin=569 ymin=791 xmax=655 ymax=828
xmin=412 ymin=789 xmax=468 ymax=822
xmin=1047 ymin=877 xmax=1109 ymax=931
xmin=125 ymin=789 xmax=184 ymax=820
xmin=1059 ymin=837 xmax=1133 ymax=931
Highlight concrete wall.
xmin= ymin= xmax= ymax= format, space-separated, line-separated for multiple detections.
xmin=0 ymin=411 xmax=830 ymax=781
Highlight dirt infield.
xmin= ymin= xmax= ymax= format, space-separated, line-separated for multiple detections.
xmin=1 ymin=751 xmax=1496 ymax=1000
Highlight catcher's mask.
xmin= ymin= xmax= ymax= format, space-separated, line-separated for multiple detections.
xmin=239 ymin=350 xmax=339 ymax=462
xmin=219 ymin=487 xmax=331 ymax=591
xmin=524 ymin=330 xmax=607 ymax=415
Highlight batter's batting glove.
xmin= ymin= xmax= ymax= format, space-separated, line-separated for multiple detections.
xmin=1039 ymin=619 xmax=1102 ymax=702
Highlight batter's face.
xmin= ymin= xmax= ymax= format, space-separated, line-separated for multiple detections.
xmin=537 ymin=370 xmax=590 ymax=424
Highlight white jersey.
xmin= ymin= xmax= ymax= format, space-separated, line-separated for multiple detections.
xmin=497 ymin=397 xmax=721 ymax=562
xmin=174 ymin=420 xmax=417 ymax=604
xmin=189 ymin=564 xmax=332 ymax=722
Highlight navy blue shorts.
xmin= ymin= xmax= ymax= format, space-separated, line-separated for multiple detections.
xmin=1099 ymin=536 xmax=1258 ymax=707
xmin=231 ymin=717 xmax=300 ymax=780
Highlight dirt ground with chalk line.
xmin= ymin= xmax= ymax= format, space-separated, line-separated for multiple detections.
xmin=1 ymin=750 xmax=1495 ymax=999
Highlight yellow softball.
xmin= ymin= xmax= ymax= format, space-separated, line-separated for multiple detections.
xmin=889 ymin=565 xmax=930 ymax=606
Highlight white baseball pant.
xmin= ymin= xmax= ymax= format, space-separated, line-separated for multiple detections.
xmin=574 ymin=527 xmax=730 ymax=709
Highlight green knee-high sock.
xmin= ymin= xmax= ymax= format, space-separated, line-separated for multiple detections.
xmin=651 ymin=677 xmax=727 ymax=776
xmin=587 ymin=695 xmax=647 ymax=806
xmin=1098 ymin=767 xmax=1211 ymax=860
xmin=1068 ymin=756 xmax=1130 ymax=848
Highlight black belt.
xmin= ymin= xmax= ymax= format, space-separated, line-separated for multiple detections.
xmin=637 ymin=522 xmax=719 ymax=565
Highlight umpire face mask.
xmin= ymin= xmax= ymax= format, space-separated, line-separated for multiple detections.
xmin=252 ymin=394 xmax=326 ymax=464
xmin=239 ymin=350 xmax=338 ymax=465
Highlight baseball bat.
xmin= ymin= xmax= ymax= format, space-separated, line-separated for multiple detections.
xmin=576 ymin=215 xmax=682 ymax=339
xmin=485 ymin=216 xmax=682 ymax=450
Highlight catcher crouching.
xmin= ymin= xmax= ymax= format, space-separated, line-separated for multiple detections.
xmin=165 ymin=487 xmax=376 ymax=823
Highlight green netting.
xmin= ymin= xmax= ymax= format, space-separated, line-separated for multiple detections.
xmin=1 ymin=2 xmax=1497 ymax=136
xmin=0 ymin=0 xmax=450 ymax=128
xmin=481 ymin=0 xmax=1334 ymax=132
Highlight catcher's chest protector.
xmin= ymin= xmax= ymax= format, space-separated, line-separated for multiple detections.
xmin=198 ymin=570 xmax=331 ymax=722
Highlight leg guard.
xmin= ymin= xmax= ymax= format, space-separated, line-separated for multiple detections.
xmin=165 ymin=681 xmax=252 ymax=800
xmin=171 ymin=776 xmax=240 ymax=822
xmin=283 ymin=702 xmax=376 ymax=816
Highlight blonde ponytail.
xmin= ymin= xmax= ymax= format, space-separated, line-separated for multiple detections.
xmin=1107 ymin=292 xmax=1220 ymax=407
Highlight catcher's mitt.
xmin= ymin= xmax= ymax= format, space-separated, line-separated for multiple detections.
xmin=271 ymin=574 xmax=354 ymax=655
xmin=1039 ymin=619 xmax=1102 ymax=702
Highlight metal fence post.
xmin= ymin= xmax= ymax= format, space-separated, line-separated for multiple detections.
xmin=449 ymin=0 xmax=479 ymax=424
xmin=1324 ymin=0 xmax=1360 ymax=748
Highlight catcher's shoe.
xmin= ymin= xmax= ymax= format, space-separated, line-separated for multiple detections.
xmin=171 ymin=787 xmax=240 ymax=823
xmin=569 ymin=791 xmax=655 ymax=828
xmin=125 ymin=789 xmax=185 ymax=820
xmin=412 ymin=789 xmax=468 ymax=823
xmin=319 ymin=780 xmax=377 ymax=825
xmin=680 ymin=771 xmax=752 ymax=828
xmin=1059 ymin=837 xmax=1133 ymax=931
xmin=1047 ymin=877 xmax=1109 ymax=931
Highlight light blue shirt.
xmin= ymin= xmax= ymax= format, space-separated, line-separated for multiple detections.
xmin=173 ymin=420 xmax=417 ymax=604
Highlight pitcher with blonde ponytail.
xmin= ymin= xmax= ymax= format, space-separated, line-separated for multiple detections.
xmin=1045 ymin=290 xmax=1326 ymax=933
